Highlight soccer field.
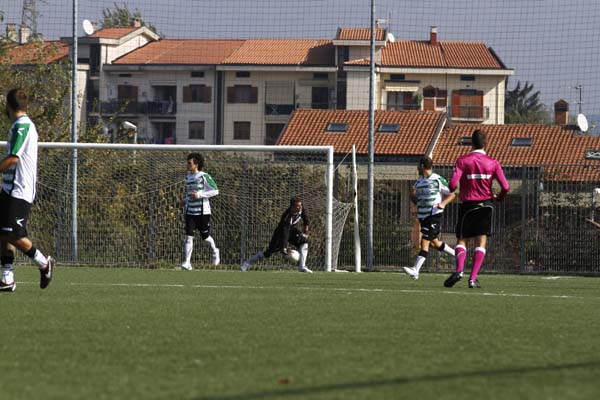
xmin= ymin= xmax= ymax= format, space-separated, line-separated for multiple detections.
xmin=2 ymin=267 xmax=600 ymax=400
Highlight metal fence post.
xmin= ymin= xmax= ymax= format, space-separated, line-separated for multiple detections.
xmin=520 ymin=166 xmax=528 ymax=272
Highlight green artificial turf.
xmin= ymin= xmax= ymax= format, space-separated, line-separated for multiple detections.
xmin=1 ymin=267 xmax=599 ymax=400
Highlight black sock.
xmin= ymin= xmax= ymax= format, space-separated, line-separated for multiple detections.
xmin=25 ymin=246 xmax=37 ymax=259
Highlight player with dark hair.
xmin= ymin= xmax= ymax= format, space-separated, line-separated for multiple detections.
xmin=181 ymin=153 xmax=220 ymax=270
xmin=444 ymin=129 xmax=510 ymax=288
xmin=403 ymin=156 xmax=456 ymax=280
xmin=241 ymin=197 xmax=311 ymax=273
xmin=0 ymin=88 xmax=55 ymax=292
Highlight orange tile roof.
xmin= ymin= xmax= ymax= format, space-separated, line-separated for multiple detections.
xmin=345 ymin=41 xmax=505 ymax=69
xmin=279 ymin=109 xmax=445 ymax=155
xmin=433 ymin=124 xmax=600 ymax=181
xmin=4 ymin=41 xmax=70 ymax=65
xmin=87 ymin=27 xmax=138 ymax=39
xmin=221 ymin=39 xmax=334 ymax=66
xmin=113 ymin=39 xmax=245 ymax=65
xmin=336 ymin=28 xmax=386 ymax=41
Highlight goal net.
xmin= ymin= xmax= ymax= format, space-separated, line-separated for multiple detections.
xmin=25 ymin=143 xmax=352 ymax=271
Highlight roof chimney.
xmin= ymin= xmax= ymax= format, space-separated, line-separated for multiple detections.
xmin=6 ymin=24 xmax=17 ymax=42
xmin=430 ymin=26 xmax=438 ymax=45
xmin=132 ymin=18 xmax=142 ymax=28
xmin=19 ymin=25 xmax=31 ymax=44
xmin=554 ymin=99 xmax=569 ymax=125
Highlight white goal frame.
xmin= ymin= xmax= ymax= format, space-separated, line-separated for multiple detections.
xmin=11 ymin=143 xmax=336 ymax=271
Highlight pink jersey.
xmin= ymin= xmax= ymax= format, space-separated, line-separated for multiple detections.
xmin=450 ymin=150 xmax=510 ymax=202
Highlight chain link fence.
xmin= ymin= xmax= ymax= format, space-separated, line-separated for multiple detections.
xmin=335 ymin=163 xmax=600 ymax=275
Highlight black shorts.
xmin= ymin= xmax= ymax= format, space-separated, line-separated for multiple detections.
xmin=0 ymin=191 xmax=31 ymax=239
xmin=185 ymin=214 xmax=211 ymax=237
xmin=263 ymin=228 xmax=308 ymax=258
xmin=456 ymin=200 xmax=494 ymax=238
xmin=419 ymin=214 xmax=442 ymax=241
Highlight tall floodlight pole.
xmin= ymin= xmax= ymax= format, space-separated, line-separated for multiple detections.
xmin=71 ymin=0 xmax=78 ymax=261
xmin=367 ymin=0 xmax=376 ymax=270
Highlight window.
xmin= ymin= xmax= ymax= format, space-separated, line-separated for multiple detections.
xmin=313 ymin=72 xmax=328 ymax=80
xmin=189 ymin=121 xmax=205 ymax=140
xmin=451 ymin=89 xmax=484 ymax=119
xmin=378 ymin=123 xmax=400 ymax=133
xmin=265 ymin=123 xmax=285 ymax=145
xmin=227 ymin=85 xmax=258 ymax=103
xmin=389 ymin=74 xmax=405 ymax=82
xmin=234 ymin=121 xmax=251 ymax=140
xmin=422 ymin=86 xmax=448 ymax=110
xmin=326 ymin=123 xmax=348 ymax=132
xmin=460 ymin=75 xmax=476 ymax=81
xmin=459 ymin=137 xmax=472 ymax=146
xmin=311 ymin=87 xmax=330 ymax=109
xmin=117 ymin=85 xmax=138 ymax=101
xmin=118 ymin=73 xmax=132 ymax=78
xmin=236 ymin=71 xmax=251 ymax=78
xmin=511 ymin=137 xmax=534 ymax=147
xmin=191 ymin=71 xmax=205 ymax=78
xmin=387 ymin=92 xmax=417 ymax=111
xmin=183 ymin=85 xmax=211 ymax=103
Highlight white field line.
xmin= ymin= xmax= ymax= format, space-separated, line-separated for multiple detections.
xmin=15 ymin=280 xmax=598 ymax=300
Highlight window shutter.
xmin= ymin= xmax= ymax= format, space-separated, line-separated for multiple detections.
xmin=203 ymin=86 xmax=212 ymax=103
xmin=250 ymin=86 xmax=258 ymax=103
xmin=475 ymin=90 xmax=484 ymax=118
xmin=183 ymin=86 xmax=192 ymax=103
xmin=423 ymin=98 xmax=435 ymax=111
xmin=452 ymin=91 xmax=461 ymax=117
xmin=227 ymin=87 xmax=235 ymax=103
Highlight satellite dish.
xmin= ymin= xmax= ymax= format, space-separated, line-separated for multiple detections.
xmin=577 ymin=113 xmax=589 ymax=132
xmin=82 ymin=19 xmax=95 ymax=36
xmin=387 ymin=32 xmax=395 ymax=43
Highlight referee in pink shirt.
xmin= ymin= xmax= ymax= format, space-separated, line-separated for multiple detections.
xmin=444 ymin=129 xmax=510 ymax=288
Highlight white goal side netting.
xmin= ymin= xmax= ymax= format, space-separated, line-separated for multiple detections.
xmin=25 ymin=144 xmax=352 ymax=271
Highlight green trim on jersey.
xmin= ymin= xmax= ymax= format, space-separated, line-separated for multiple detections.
xmin=10 ymin=122 xmax=30 ymax=155
xmin=204 ymin=173 xmax=218 ymax=190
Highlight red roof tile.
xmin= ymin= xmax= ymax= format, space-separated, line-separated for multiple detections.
xmin=279 ymin=109 xmax=445 ymax=155
xmin=433 ymin=124 xmax=600 ymax=181
xmin=345 ymin=40 xmax=505 ymax=69
xmin=87 ymin=27 xmax=138 ymax=39
xmin=336 ymin=28 xmax=386 ymax=41
xmin=4 ymin=41 xmax=70 ymax=65
xmin=222 ymin=39 xmax=334 ymax=66
xmin=113 ymin=39 xmax=245 ymax=65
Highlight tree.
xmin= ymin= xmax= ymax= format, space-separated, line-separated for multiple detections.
xmin=100 ymin=2 xmax=158 ymax=34
xmin=505 ymin=81 xmax=550 ymax=124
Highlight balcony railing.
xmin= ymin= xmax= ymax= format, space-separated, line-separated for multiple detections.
xmin=88 ymin=100 xmax=177 ymax=115
xmin=265 ymin=104 xmax=295 ymax=115
xmin=451 ymin=106 xmax=489 ymax=121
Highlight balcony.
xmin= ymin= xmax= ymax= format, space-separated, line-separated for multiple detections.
xmin=88 ymin=100 xmax=177 ymax=116
xmin=451 ymin=106 xmax=489 ymax=122
xmin=265 ymin=104 xmax=295 ymax=116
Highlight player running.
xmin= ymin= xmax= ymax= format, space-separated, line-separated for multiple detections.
xmin=403 ymin=156 xmax=456 ymax=280
xmin=0 ymin=88 xmax=54 ymax=292
xmin=444 ymin=129 xmax=510 ymax=288
xmin=181 ymin=153 xmax=220 ymax=270
xmin=241 ymin=197 xmax=311 ymax=273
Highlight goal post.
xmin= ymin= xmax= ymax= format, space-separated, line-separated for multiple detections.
xmin=13 ymin=142 xmax=350 ymax=271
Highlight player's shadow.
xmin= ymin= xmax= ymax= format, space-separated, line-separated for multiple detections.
xmin=193 ymin=360 xmax=600 ymax=400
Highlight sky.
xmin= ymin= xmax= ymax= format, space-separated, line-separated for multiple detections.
xmin=2 ymin=0 xmax=600 ymax=128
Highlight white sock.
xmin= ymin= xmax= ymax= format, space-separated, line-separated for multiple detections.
xmin=204 ymin=236 xmax=217 ymax=252
xmin=299 ymin=243 xmax=308 ymax=268
xmin=439 ymin=242 xmax=455 ymax=257
xmin=247 ymin=251 xmax=264 ymax=265
xmin=413 ymin=256 xmax=426 ymax=273
xmin=34 ymin=250 xmax=48 ymax=269
xmin=184 ymin=236 xmax=194 ymax=264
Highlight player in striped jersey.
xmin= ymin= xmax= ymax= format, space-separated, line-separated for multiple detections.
xmin=0 ymin=89 xmax=54 ymax=292
xmin=403 ymin=157 xmax=456 ymax=280
xmin=180 ymin=153 xmax=220 ymax=270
